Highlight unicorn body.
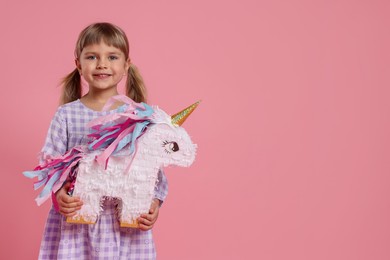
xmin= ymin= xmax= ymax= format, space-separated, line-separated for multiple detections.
xmin=69 ymin=119 xmax=196 ymax=227
xmin=24 ymin=96 xmax=199 ymax=228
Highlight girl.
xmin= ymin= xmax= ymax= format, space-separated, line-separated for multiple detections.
xmin=38 ymin=22 xmax=168 ymax=259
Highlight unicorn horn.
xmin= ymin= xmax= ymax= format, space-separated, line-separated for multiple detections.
xmin=171 ymin=100 xmax=201 ymax=126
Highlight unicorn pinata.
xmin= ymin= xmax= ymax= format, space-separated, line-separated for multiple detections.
xmin=24 ymin=95 xmax=199 ymax=227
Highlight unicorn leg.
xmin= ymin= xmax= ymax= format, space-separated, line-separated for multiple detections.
xmin=66 ymin=194 xmax=99 ymax=224
xmin=120 ymin=218 xmax=139 ymax=228
xmin=119 ymin=196 xmax=139 ymax=228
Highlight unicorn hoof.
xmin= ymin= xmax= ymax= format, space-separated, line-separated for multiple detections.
xmin=120 ymin=220 xmax=139 ymax=228
xmin=66 ymin=216 xmax=97 ymax=224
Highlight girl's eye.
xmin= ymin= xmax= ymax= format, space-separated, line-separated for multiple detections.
xmin=86 ymin=55 xmax=96 ymax=60
xmin=108 ymin=56 xmax=118 ymax=60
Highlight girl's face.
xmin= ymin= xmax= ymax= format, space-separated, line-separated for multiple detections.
xmin=76 ymin=41 xmax=130 ymax=94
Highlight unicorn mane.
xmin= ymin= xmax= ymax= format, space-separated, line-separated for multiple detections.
xmin=88 ymin=96 xmax=180 ymax=168
xmin=87 ymin=96 xmax=154 ymax=167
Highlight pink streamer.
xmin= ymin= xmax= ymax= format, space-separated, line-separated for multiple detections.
xmin=95 ymin=124 xmax=137 ymax=167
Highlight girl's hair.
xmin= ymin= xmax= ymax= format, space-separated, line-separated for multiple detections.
xmin=61 ymin=22 xmax=147 ymax=104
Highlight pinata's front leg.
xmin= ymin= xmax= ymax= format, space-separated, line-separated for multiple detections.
xmin=119 ymin=197 xmax=139 ymax=228
xmin=120 ymin=216 xmax=139 ymax=228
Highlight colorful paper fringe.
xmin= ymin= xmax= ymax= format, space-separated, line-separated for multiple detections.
xmin=87 ymin=96 xmax=154 ymax=168
xmin=23 ymin=147 xmax=85 ymax=206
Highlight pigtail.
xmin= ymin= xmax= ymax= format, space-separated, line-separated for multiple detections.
xmin=60 ymin=68 xmax=82 ymax=105
xmin=126 ymin=64 xmax=147 ymax=103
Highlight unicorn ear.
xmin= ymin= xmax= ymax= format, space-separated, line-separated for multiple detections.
xmin=171 ymin=101 xmax=201 ymax=126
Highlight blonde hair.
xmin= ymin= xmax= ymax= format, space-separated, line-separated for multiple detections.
xmin=60 ymin=22 xmax=147 ymax=104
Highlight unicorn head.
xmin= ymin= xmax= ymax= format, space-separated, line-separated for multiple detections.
xmin=88 ymin=96 xmax=200 ymax=167
xmin=137 ymin=106 xmax=198 ymax=168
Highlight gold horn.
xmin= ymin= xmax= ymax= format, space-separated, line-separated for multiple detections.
xmin=171 ymin=100 xmax=201 ymax=126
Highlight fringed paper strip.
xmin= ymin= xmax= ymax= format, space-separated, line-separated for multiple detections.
xmin=23 ymin=147 xmax=85 ymax=205
xmin=87 ymin=96 xmax=154 ymax=168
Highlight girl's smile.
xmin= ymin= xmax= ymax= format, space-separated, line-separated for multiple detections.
xmin=93 ymin=73 xmax=112 ymax=79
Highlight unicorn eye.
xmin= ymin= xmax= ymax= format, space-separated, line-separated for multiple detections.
xmin=162 ymin=141 xmax=179 ymax=154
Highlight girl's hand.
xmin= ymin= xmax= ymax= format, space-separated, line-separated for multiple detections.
xmin=55 ymin=182 xmax=83 ymax=217
xmin=138 ymin=199 xmax=161 ymax=231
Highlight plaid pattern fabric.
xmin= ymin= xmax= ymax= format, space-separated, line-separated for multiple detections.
xmin=38 ymin=100 xmax=168 ymax=259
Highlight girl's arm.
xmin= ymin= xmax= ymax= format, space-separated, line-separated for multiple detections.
xmin=138 ymin=169 xmax=168 ymax=231
xmin=153 ymin=169 xmax=169 ymax=204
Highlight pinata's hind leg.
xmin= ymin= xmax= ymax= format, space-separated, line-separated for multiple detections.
xmin=66 ymin=214 xmax=97 ymax=224
xmin=66 ymin=194 xmax=100 ymax=225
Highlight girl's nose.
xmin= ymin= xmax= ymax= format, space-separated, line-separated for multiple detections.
xmin=97 ymin=59 xmax=108 ymax=69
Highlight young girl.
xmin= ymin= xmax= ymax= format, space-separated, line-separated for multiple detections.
xmin=38 ymin=22 xmax=168 ymax=259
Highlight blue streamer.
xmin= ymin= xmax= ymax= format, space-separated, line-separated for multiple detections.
xmin=36 ymin=170 xmax=62 ymax=201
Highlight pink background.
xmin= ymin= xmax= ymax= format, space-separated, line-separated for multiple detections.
xmin=1 ymin=0 xmax=389 ymax=259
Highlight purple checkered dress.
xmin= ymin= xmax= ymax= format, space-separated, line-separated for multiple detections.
xmin=38 ymin=100 xmax=168 ymax=260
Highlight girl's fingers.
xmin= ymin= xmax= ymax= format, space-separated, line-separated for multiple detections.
xmin=59 ymin=204 xmax=82 ymax=213
xmin=58 ymin=194 xmax=83 ymax=207
xmin=57 ymin=195 xmax=83 ymax=217
xmin=59 ymin=200 xmax=83 ymax=209
xmin=139 ymin=212 xmax=157 ymax=227
xmin=61 ymin=194 xmax=81 ymax=203
xmin=138 ymin=214 xmax=155 ymax=229
xmin=59 ymin=203 xmax=82 ymax=211
xmin=141 ymin=213 xmax=153 ymax=221
xmin=138 ymin=219 xmax=153 ymax=231
xmin=138 ymin=217 xmax=151 ymax=226
xmin=138 ymin=224 xmax=152 ymax=231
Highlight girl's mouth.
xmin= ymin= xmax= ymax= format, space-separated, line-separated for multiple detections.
xmin=93 ymin=73 xmax=111 ymax=79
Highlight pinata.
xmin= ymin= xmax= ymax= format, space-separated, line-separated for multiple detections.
xmin=24 ymin=95 xmax=199 ymax=227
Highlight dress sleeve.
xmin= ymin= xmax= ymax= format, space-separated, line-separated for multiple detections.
xmin=40 ymin=107 xmax=68 ymax=160
xmin=154 ymin=169 xmax=168 ymax=204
